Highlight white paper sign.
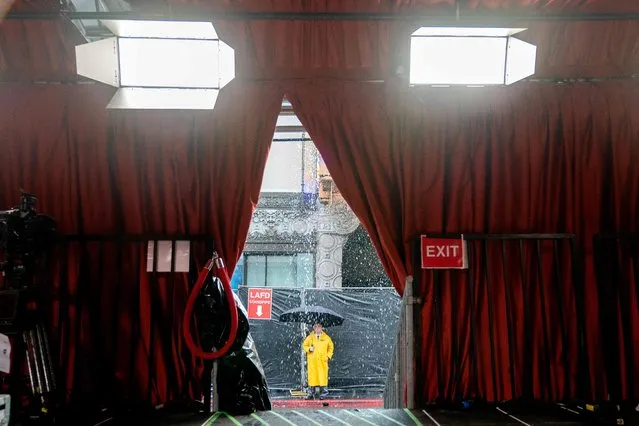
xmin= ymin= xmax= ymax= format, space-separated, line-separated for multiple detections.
xmin=0 ymin=333 xmax=10 ymax=374
xmin=146 ymin=241 xmax=190 ymax=273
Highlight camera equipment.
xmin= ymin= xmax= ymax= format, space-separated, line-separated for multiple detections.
xmin=0 ymin=191 xmax=57 ymax=425
xmin=1 ymin=191 xmax=56 ymax=289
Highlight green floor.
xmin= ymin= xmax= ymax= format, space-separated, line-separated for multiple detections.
xmin=200 ymin=407 xmax=586 ymax=425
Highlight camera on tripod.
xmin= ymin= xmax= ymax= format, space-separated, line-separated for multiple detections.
xmin=0 ymin=191 xmax=58 ymax=425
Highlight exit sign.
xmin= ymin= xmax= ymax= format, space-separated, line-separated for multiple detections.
xmin=420 ymin=235 xmax=468 ymax=269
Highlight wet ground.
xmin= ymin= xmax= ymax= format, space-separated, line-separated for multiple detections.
xmin=113 ymin=406 xmax=591 ymax=425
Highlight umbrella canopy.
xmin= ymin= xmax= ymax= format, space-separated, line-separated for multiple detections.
xmin=279 ymin=306 xmax=344 ymax=327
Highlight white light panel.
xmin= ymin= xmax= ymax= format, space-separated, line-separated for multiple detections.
xmin=107 ymin=88 xmax=219 ymax=110
xmin=101 ymin=20 xmax=218 ymax=39
xmin=74 ymin=20 xmax=235 ymax=109
xmin=118 ymin=38 xmax=219 ymax=88
xmin=409 ymin=27 xmax=537 ymax=86
xmin=75 ymin=37 xmax=119 ymax=87
xmin=412 ymin=27 xmax=525 ymax=37
xmin=219 ymin=42 xmax=236 ymax=88
xmin=505 ymin=37 xmax=537 ymax=85
xmin=410 ymin=36 xmax=508 ymax=85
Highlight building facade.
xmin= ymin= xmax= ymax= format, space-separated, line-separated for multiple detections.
xmin=231 ymin=138 xmax=391 ymax=289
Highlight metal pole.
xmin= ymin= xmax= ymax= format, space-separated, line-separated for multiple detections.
xmin=211 ymin=359 xmax=219 ymax=413
xmin=300 ymin=288 xmax=306 ymax=391
xmin=404 ymin=276 xmax=416 ymax=409
xmin=4 ymin=10 xmax=639 ymax=22
xmin=394 ymin=339 xmax=400 ymax=408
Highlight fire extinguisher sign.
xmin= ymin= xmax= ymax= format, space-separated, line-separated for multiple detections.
xmin=247 ymin=288 xmax=273 ymax=320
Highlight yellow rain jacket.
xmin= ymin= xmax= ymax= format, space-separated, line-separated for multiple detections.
xmin=302 ymin=331 xmax=334 ymax=387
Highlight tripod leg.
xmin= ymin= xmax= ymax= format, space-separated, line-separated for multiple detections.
xmin=35 ymin=325 xmax=52 ymax=394
xmin=23 ymin=331 xmax=38 ymax=395
xmin=22 ymin=324 xmax=57 ymax=419
xmin=38 ymin=324 xmax=56 ymax=392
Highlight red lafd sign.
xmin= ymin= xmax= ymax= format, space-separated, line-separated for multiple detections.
xmin=247 ymin=288 xmax=273 ymax=320
xmin=421 ymin=236 xmax=468 ymax=269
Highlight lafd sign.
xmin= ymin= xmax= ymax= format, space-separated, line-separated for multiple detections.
xmin=247 ymin=288 xmax=273 ymax=320
xmin=420 ymin=235 xmax=468 ymax=269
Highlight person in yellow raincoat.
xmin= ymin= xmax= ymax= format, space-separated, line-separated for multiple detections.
xmin=302 ymin=322 xmax=334 ymax=400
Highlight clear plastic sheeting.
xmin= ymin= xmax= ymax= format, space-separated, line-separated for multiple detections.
xmin=238 ymin=287 xmax=401 ymax=392
xmin=195 ymin=279 xmax=271 ymax=414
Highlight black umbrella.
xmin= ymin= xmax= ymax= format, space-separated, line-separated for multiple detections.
xmin=279 ymin=306 xmax=344 ymax=327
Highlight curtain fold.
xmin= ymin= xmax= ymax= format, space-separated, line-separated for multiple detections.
xmin=0 ymin=17 xmax=84 ymax=81
xmin=286 ymin=82 xmax=409 ymax=289
xmin=287 ymin=80 xmax=639 ymax=402
xmin=0 ymin=81 xmax=283 ymax=270
xmin=214 ymin=18 xmax=639 ymax=81
xmin=155 ymin=0 xmax=639 ymax=13
xmin=0 ymin=81 xmax=283 ymax=405
xmin=5 ymin=0 xmax=639 ymax=410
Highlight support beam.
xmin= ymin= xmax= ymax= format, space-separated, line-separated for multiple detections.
xmin=4 ymin=10 xmax=639 ymax=22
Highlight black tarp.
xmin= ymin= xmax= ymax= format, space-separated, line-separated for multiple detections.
xmin=238 ymin=287 xmax=400 ymax=392
xmin=196 ymin=279 xmax=271 ymax=414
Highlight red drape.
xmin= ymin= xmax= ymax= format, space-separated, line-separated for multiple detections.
xmin=0 ymin=17 xmax=82 ymax=81
xmin=0 ymin=81 xmax=283 ymax=405
xmin=287 ymin=80 xmax=639 ymax=402
xmin=144 ymin=0 xmax=639 ymax=13
xmin=5 ymin=0 xmax=639 ymax=410
xmin=0 ymin=81 xmax=283 ymax=264
xmin=214 ymin=19 xmax=639 ymax=81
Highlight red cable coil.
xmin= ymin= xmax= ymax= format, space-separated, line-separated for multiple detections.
xmin=182 ymin=253 xmax=239 ymax=359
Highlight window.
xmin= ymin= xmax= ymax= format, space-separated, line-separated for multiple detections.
xmin=242 ymin=253 xmax=314 ymax=288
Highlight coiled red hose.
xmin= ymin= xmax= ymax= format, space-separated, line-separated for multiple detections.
xmin=182 ymin=253 xmax=239 ymax=359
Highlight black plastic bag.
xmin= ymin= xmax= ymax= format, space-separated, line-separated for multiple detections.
xmin=194 ymin=277 xmax=271 ymax=414
xmin=195 ymin=277 xmax=249 ymax=352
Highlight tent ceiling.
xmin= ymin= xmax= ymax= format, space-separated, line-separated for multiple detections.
xmin=1 ymin=0 xmax=638 ymax=82
xmin=76 ymin=0 xmax=639 ymax=15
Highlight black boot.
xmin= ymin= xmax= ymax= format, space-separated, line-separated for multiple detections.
xmin=319 ymin=387 xmax=329 ymax=400
xmin=306 ymin=388 xmax=315 ymax=401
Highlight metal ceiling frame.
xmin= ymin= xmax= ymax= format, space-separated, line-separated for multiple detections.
xmin=4 ymin=10 xmax=639 ymax=23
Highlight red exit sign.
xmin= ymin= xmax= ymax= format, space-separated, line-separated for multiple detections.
xmin=420 ymin=236 xmax=468 ymax=269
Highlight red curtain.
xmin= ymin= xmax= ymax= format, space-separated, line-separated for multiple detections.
xmin=0 ymin=81 xmax=283 ymax=264
xmin=0 ymin=81 xmax=283 ymax=405
xmin=147 ymin=0 xmax=639 ymax=13
xmin=214 ymin=19 xmax=639 ymax=82
xmin=0 ymin=17 xmax=81 ymax=81
xmin=5 ymin=0 xmax=639 ymax=409
xmin=286 ymin=82 xmax=409 ymax=288
xmin=287 ymin=80 xmax=639 ymax=402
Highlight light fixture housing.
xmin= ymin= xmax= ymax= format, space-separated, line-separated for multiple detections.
xmin=75 ymin=20 xmax=235 ymax=109
xmin=409 ymin=27 xmax=537 ymax=86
